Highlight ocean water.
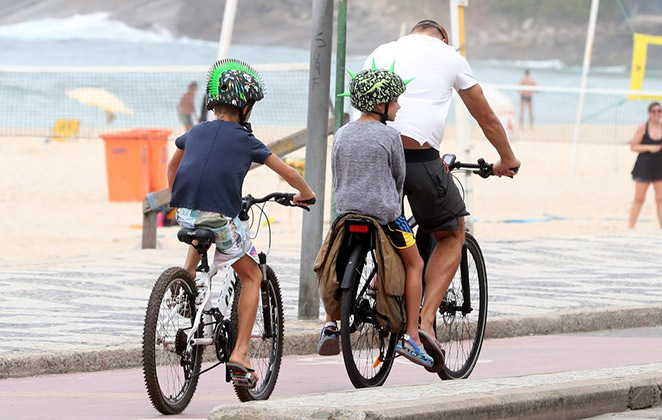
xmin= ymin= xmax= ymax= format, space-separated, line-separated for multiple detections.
xmin=1 ymin=13 xmax=661 ymax=133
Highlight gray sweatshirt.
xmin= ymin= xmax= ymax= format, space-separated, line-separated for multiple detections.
xmin=332 ymin=121 xmax=405 ymax=225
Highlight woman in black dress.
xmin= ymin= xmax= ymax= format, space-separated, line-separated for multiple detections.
xmin=629 ymin=102 xmax=662 ymax=229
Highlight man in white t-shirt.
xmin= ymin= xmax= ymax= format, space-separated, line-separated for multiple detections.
xmin=360 ymin=19 xmax=520 ymax=351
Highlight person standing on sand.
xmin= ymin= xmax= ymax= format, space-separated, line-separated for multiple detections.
xmin=518 ymin=69 xmax=536 ymax=129
xmin=628 ymin=102 xmax=662 ymax=229
xmin=177 ymin=81 xmax=198 ymax=131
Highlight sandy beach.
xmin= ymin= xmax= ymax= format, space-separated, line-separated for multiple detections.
xmin=1 ymin=124 xmax=658 ymax=267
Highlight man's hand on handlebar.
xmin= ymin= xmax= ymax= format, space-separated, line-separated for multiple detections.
xmin=493 ymin=158 xmax=521 ymax=178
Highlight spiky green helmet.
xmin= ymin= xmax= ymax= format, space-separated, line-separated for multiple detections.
xmin=339 ymin=60 xmax=413 ymax=114
xmin=206 ymin=59 xmax=265 ymax=111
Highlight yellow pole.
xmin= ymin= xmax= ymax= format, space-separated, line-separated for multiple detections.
xmin=458 ymin=4 xmax=466 ymax=57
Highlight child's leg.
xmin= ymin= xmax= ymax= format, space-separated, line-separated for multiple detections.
xmin=228 ymin=254 xmax=262 ymax=370
xmin=397 ymin=245 xmax=424 ymax=345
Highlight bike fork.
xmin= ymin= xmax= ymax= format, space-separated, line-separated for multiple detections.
xmin=258 ymin=252 xmax=273 ymax=338
xmin=460 ymin=242 xmax=473 ymax=314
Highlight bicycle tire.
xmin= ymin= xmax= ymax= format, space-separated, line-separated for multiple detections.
xmin=340 ymin=244 xmax=398 ymax=388
xmin=142 ymin=267 xmax=202 ymax=414
xmin=230 ymin=265 xmax=284 ymax=401
xmin=437 ymin=233 xmax=488 ymax=380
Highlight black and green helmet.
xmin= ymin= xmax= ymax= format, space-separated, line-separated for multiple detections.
xmin=206 ymin=59 xmax=265 ymax=111
xmin=339 ymin=60 xmax=413 ymax=114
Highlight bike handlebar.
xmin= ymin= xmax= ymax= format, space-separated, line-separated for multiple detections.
xmin=242 ymin=192 xmax=316 ymax=212
xmin=445 ymin=154 xmax=519 ymax=179
xmin=451 ymin=158 xmax=494 ymax=179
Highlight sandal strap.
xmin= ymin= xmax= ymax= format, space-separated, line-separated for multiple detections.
xmin=402 ymin=334 xmax=422 ymax=354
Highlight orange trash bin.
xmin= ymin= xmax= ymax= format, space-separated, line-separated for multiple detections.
xmin=144 ymin=129 xmax=172 ymax=192
xmin=100 ymin=130 xmax=150 ymax=202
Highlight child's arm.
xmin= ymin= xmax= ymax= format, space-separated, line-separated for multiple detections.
xmin=263 ymin=154 xmax=315 ymax=205
xmin=167 ymin=149 xmax=184 ymax=190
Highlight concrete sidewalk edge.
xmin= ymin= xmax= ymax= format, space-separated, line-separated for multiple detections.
xmin=1 ymin=305 xmax=661 ymax=379
xmin=208 ymin=365 xmax=662 ymax=420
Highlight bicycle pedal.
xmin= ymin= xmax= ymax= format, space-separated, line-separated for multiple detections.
xmin=231 ymin=376 xmax=256 ymax=388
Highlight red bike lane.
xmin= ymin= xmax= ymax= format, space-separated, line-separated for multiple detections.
xmin=2 ymin=332 xmax=661 ymax=420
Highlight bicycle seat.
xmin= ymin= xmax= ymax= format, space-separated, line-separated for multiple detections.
xmin=177 ymin=228 xmax=216 ymax=247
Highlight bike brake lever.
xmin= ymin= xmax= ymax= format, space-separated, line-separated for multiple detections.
xmin=275 ymin=197 xmax=292 ymax=206
xmin=473 ymin=164 xmax=494 ymax=179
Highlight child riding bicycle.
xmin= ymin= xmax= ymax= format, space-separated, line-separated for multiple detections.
xmin=167 ymin=59 xmax=315 ymax=387
xmin=317 ymin=63 xmax=433 ymax=368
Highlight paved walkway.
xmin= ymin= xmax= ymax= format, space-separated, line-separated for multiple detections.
xmin=1 ymin=232 xmax=661 ymax=357
xmin=209 ymin=363 xmax=662 ymax=420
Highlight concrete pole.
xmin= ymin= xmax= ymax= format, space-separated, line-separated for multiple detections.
xmin=298 ymin=0 xmax=334 ymax=319
xmin=450 ymin=0 xmax=473 ymax=232
xmin=570 ymin=0 xmax=600 ymax=174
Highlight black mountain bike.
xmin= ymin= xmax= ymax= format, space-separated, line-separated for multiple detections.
xmin=339 ymin=155 xmax=491 ymax=388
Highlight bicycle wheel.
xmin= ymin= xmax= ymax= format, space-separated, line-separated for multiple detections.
xmin=340 ymin=245 xmax=398 ymax=388
xmin=436 ymin=233 xmax=488 ymax=380
xmin=142 ymin=267 xmax=202 ymax=414
xmin=230 ymin=265 xmax=284 ymax=401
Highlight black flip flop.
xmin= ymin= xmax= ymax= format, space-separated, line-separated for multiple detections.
xmin=226 ymin=362 xmax=258 ymax=389
xmin=419 ymin=330 xmax=445 ymax=373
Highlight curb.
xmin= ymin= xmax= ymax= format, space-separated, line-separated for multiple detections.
xmin=1 ymin=305 xmax=661 ymax=379
xmin=208 ymin=364 xmax=662 ymax=420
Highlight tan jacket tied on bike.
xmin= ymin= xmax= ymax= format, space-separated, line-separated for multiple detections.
xmin=314 ymin=214 xmax=406 ymax=333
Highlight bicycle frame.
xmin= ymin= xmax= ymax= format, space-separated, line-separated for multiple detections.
xmin=185 ymin=263 xmax=238 ymax=350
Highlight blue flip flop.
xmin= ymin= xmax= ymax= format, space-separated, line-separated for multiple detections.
xmin=317 ymin=321 xmax=340 ymax=356
xmin=395 ymin=334 xmax=434 ymax=368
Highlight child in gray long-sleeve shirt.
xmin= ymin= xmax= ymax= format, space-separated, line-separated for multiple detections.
xmin=316 ymin=66 xmax=434 ymax=369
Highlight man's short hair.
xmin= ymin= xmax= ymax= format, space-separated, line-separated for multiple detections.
xmin=411 ymin=19 xmax=448 ymax=42
xmin=189 ymin=81 xmax=198 ymax=89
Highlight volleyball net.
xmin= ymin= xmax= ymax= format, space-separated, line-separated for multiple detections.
xmin=0 ymin=63 xmax=310 ymax=142
xmin=1 ymin=64 xmax=661 ymax=146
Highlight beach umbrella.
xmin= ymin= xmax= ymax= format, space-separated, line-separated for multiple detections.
xmin=65 ymin=87 xmax=133 ymax=123
xmin=482 ymin=85 xmax=517 ymax=140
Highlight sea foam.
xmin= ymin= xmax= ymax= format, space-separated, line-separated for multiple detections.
xmin=0 ymin=12 xmax=212 ymax=45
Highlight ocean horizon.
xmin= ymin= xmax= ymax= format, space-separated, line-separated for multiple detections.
xmin=1 ymin=13 xmax=661 ymax=134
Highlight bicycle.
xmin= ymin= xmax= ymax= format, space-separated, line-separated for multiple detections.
xmin=142 ymin=192 xmax=313 ymax=414
xmin=338 ymin=155 xmax=492 ymax=388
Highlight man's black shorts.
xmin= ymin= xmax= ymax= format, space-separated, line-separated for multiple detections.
xmin=403 ymin=148 xmax=469 ymax=233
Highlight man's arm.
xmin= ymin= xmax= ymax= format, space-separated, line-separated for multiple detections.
xmin=458 ymin=84 xmax=520 ymax=176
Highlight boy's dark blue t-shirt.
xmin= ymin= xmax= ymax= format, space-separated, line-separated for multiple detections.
xmin=170 ymin=119 xmax=272 ymax=218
